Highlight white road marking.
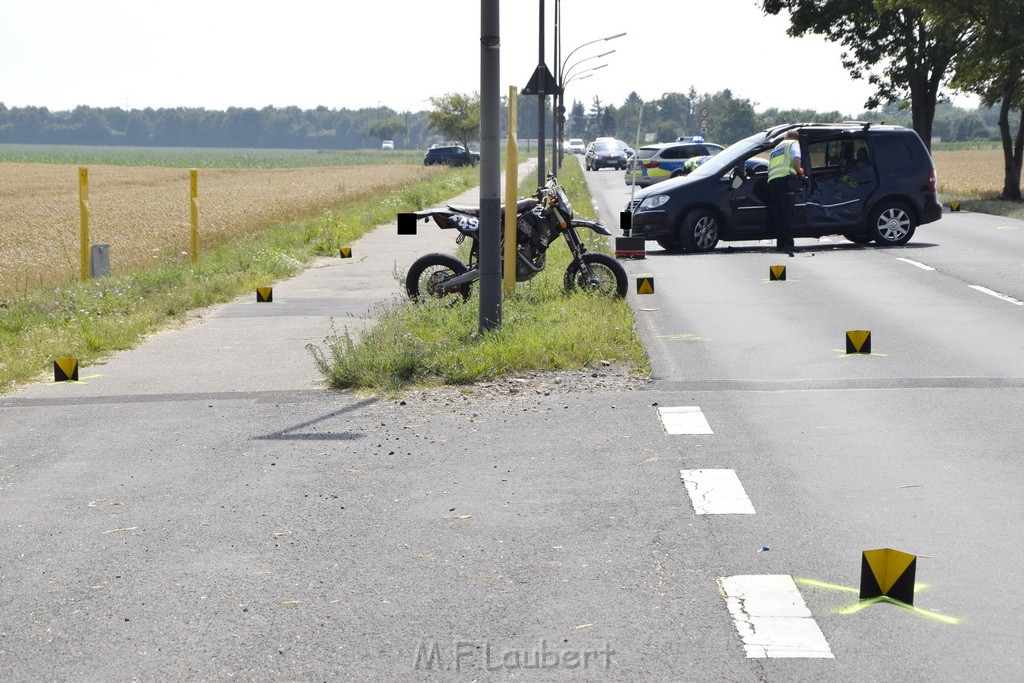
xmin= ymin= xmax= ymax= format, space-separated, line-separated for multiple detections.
xmin=896 ymin=257 xmax=935 ymax=270
xmin=718 ymin=575 xmax=834 ymax=659
xmin=658 ymin=406 xmax=713 ymax=434
xmin=969 ymin=285 xmax=1024 ymax=306
xmin=680 ymin=469 xmax=755 ymax=514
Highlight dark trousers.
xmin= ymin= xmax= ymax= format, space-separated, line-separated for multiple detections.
xmin=768 ymin=176 xmax=798 ymax=250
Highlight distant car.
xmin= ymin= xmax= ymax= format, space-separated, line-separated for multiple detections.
xmin=423 ymin=145 xmax=477 ymax=167
xmin=567 ymin=138 xmax=586 ymax=154
xmin=381 ymin=140 xmax=395 ymax=150
xmin=626 ymin=122 xmax=942 ymax=253
xmin=624 ymin=139 xmax=725 ymax=187
xmin=585 ymin=140 xmax=629 ymax=171
xmin=595 ymin=137 xmax=634 ymax=158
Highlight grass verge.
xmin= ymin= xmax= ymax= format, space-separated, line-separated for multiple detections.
xmin=307 ymin=158 xmax=649 ymax=393
xmin=937 ymin=193 xmax=1024 ymax=220
xmin=0 ymin=165 xmax=480 ymax=394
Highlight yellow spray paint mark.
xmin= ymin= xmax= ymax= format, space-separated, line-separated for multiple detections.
xmin=636 ymin=277 xmax=655 ymax=295
xmin=795 ymin=577 xmax=960 ymax=625
xmin=656 ymin=333 xmax=705 ymax=341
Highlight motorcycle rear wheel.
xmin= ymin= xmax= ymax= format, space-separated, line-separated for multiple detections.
xmin=564 ymin=252 xmax=628 ymax=298
xmin=406 ymin=253 xmax=472 ymax=303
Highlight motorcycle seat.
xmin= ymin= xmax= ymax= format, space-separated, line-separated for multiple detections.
xmin=446 ymin=197 xmax=539 ymax=217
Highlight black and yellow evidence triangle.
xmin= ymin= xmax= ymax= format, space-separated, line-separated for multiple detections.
xmin=846 ymin=329 xmax=871 ymax=354
xmin=339 ymin=247 xmax=352 ymax=258
xmin=770 ymin=265 xmax=787 ymax=281
xmin=636 ymin=277 xmax=655 ymax=295
xmin=860 ymin=548 xmax=917 ymax=605
xmin=54 ymin=358 xmax=79 ymax=382
xmin=256 ymin=287 xmax=273 ymax=303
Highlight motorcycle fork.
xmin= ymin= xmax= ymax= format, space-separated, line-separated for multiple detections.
xmin=562 ymin=228 xmax=591 ymax=273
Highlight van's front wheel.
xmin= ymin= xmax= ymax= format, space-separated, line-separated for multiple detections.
xmin=679 ymin=209 xmax=720 ymax=253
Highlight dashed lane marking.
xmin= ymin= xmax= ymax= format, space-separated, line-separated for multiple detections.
xmin=895 ymin=257 xmax=935 ymax=271
xmin=680 ymin=469 xmax=755 ymax=514
xmin=969 ymin=285 xmax=1024 ymax=306
xmin=718 ymin=575 xmax=834 ymax=659
xmin=657 ymin=406 xmax=713 ymax=434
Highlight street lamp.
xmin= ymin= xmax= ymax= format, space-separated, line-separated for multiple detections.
xmin=562 ymin=50 xmax=614 ymax=84
xmin=563 ymin=64 xmax=606 ymax=87
xmin=553 ymin=31 xmax=626 ymax=174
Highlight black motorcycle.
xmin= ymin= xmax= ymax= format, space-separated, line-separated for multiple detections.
xmin=405 ymin=175 xmax=628 ymax=302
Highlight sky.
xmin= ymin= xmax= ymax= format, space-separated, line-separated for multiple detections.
xmin=0 ymin=0 xmax=976 ymax=118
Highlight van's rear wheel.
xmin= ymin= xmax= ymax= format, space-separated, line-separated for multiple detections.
xmin=869 ymin=202 xmax=916 ymax=246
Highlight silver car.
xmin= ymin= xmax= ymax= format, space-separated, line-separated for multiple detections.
xmin=585 ymin=140 xmax=628 ymax=171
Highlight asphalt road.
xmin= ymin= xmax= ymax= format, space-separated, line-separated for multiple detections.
xmin=1 ymin=156 xmax=1021 ymax=681
xmin=584 ymin=159 xmax=1024 ymax=680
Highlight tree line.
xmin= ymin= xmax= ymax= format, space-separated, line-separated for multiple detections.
xmin=0 ymin=103 xmax=440 ymax=150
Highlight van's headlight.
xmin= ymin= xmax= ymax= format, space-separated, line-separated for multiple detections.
xmin=637 ymin=195 xmax=670 ymax=211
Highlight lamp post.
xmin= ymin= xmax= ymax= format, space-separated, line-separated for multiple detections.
xmin=553 ymin=31 xmax=626 ymax=175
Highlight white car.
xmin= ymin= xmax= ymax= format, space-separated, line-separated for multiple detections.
xmin=381 ymin=140 xmax=395 ymax=150
xmin=566 ymin=138 xmax=585 ymax=154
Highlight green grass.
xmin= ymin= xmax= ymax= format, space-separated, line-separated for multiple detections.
xmin=0 ymin=149 xmax=647 ymax=397
xmin=307 ymin=158 xmax=649 ymax=392
xmin=0 ymin=163 xmax=481 ymax=394
xmin=937 ymin=194 xmax=1024 ymax=220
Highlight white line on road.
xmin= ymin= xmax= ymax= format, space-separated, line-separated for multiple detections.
xmin=718 ymin=575 xmax=834 ymax=659
xmin=896 ymin=257 xmax=935 ymax=270
xmin=969 ymin=285 xmax=1024 ymax=306
xmin=680 ymin=469 xmax=755 ymax=514
xmin=657 ymin=406 xmax=713 ymax=434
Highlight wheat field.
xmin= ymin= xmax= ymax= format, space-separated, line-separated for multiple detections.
xmin=931 ymin=148 xmax=1012 ymax=198
xmin=0 ymin=163 xmax=434 ymax=297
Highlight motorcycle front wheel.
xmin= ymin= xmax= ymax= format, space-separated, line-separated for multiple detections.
xmin=564 ymin=252 xmax=628 ymax=298
xmin=405 ymin=253 xmax=472 ymax=303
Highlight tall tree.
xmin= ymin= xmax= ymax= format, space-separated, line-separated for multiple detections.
xmin=589 ymin=96 xmax=606 ymax=135
xmin=426 ymin=92 xmax=480 ymax=152
xmin=365 ymin=117 xmax=408 ymax=144
xmin=933 ymin=0 xmax=1024 ymax=200
xmin=567 ymin=100 xmax=586 ymax=138
xmin=761 ymin=0 xmax=967 ymax=150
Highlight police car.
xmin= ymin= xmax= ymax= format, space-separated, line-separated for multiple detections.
xmin=624 ymin=137 xmax=725 ymax=187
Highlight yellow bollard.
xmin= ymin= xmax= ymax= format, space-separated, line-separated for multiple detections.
xmin=79 ymin=167 xmax=90 ymax=280
xmin=503 ymin=85 xmax=519 ymax=296
xmin=190 ymin=169 xmax=199 ymax=263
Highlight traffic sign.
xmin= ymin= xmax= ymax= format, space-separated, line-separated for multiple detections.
xmin=700 ymin=107 xmax=710 ymax=118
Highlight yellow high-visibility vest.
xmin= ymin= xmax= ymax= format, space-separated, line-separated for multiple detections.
xmin=768 ymin=140 xmax=799 ymax=182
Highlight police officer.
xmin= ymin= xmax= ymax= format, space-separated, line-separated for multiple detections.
xmin=767 ymin=129 xmax=803 ymax=256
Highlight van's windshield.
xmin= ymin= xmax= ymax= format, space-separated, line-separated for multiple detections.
xmin=689 ymin=131 xmax=772 ymax=179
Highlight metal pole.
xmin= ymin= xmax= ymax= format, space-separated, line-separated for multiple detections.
xmin=536 ymin=0 xmax=546 ymax=186
xmin=552 ymin=0 xmax=560 ymax=176
xmin=479 ymin=0 xmax=502 ymax=332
